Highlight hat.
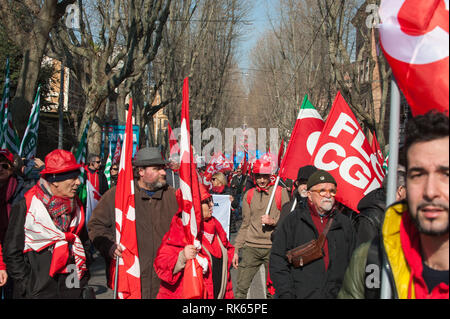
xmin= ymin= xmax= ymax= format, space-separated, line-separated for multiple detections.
xmin=307 ymin=170 xmax=337 ymax=190
xmin=199 ymin=183 xmax=212 ymax=202
xmin=252 ymin=159 xmax=273 ymax=175
xmin=0 ymin=149 xmax=14 ymax=164
xmin=297 ymin=165 xmax=318 ymax=183
xmin=40 ymin=149 xmax=82 ymax=175
xmin=132 ymin=147 xmax=168 ymax=167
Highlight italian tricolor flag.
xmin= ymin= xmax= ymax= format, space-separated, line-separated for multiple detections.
xmin=279 ymin=95 xmax=324 ymax=181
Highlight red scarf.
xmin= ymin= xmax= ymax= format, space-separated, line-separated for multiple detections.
xmin=24 ymin=184 xmax=86 ymax=280
xmin=201 ymin=218 xmax=222 ymax=258
xmin=400 ymin=211 xmax=449 ymax=299
xmin=308 ymin=200 xmax=330 ymax=270
xmin=211 ymin=185 xmax=225 ymax=194
xmin=34 ymin=183 xmax=74 ymax=232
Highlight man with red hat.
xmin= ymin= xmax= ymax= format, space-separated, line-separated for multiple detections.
xmin=3 ymin=149 xmax=91 ymax=299
xmin=232 ymin=158 xmax=289 ymax=299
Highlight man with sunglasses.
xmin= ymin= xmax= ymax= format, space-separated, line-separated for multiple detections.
xmin=86 ymin=154 xmax=108 ymax=196
xmin=88 ymin=147 xmax=178 ymax=298
xmin=270 ymin=169 xmax=356 ymax=298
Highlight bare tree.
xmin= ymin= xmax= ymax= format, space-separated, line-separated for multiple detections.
xmin=0 ymin=0 xmax=76 ymax=137
xmin=318 ymin=0 xmax=391 ymax=150
xmin=48 ymin=0 xmax=171 ymax=153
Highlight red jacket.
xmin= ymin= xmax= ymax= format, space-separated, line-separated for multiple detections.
xmin=0 ymin=242 xmax=6 ymax=270
xmin=154 ymin=215 xmax=234 ymax=299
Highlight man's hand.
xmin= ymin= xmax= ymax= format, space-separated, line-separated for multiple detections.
xmin=261 ymin=214 xmax=275 ymax=226
xmin=183 ymin=245 xmax=198 ymax=260
xmin=110 ymin=244 xmax=123 ymax=259
xmin=0 ymin=270 xmax=8 ymax=287
xmin=232 ymin=253 xmax=239 ymax=269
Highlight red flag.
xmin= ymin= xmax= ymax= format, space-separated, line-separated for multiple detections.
xmin=310 ymin=92 xmax=385 ymax=213
xmin=277 ymin=138 xmax=285 ymax=169
xmin=279 ymin=95 xmax=324 ymax=180
xmin=201 ymin=153 xmax=233 ymax=190
xmin=371 ymin=131 xmax=384 ymax=165
xmin=110 ymin=98 xmax=141 ymax=299
xmin=112 ymin=136 xmax=122 ymax=164
xmin=379 ymin=0 xmax=449 ymax=116
xmin=168 ymin=123 xmax=180 ymax=157
xmin=178 ymin=78 xmax=207 ymax=299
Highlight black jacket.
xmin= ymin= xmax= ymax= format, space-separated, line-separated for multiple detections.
xmin=354 ymin=188 xmax=386 ymax=247
xmin=269 ymin=204 xmax=356 ymax=299
xmin=3 ymin=200 xmax=91 ymax=299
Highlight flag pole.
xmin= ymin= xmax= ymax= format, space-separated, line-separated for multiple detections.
xmin=263 ymin=175 xmax=280 ymax=227
xmin=113 ymin=255 xmax=119 ymax=299
xmin=381 ymin=79 xmax=401 ymax=299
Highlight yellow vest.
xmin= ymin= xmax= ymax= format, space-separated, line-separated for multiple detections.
xmin=382 ymin=202 xmax=415 ymax=299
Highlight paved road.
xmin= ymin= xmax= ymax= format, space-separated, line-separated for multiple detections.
xmin=88 ymin=219 xmax=268 ymax=299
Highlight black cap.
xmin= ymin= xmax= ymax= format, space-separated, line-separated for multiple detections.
xmin=297 ymin=165 xmax=318 ymax=183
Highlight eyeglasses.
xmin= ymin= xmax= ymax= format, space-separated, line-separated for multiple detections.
xmin=309 ymin=189 xmax=337 ymax=197
xmin=111 ymin=167 xmax=119 ymax=171
xmin=93 ymin=160 xmax=101 ymax=164
xmin=0 ymin=163 xmax=11 ymax=170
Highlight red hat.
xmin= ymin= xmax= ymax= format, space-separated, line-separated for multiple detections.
xmin=40 ymin=149 xmax=82 ymax=175
xmin=199 ymin=183 xmax=212 ymax=202
xmin=252 ymin=159 xmax=273 ymax=175
xmin=0 ymin=149 xmax=14 ymax=163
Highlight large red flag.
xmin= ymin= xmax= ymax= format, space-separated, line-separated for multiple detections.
xmin=110 ymin=98 xmax=141 ymax=299
xmin=379 ymin=0 xmax=449 ymax=116
xmin=279 ymin=95 xmax=324 ymax=180
xmin=178 ymin=78 xmax=208 ymax=299
xmin=310 ymin=92 xmax=385 ymax=213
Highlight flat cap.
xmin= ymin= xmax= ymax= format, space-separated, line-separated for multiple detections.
xmin=307 ymin=170 xmax=337 ymax=190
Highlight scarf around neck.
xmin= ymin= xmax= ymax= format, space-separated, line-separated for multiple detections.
xmin=34 ymin=182 xmax=74 ymax=232
xmin=201 ymin=218 xmax=222 ymax=258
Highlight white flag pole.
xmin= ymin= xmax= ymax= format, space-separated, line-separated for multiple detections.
xmin=381 ymin=79 xmax=401 ymax=299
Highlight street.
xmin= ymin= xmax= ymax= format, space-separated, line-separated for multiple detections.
xmin=88 ymin=220 xmax=268 ymax=299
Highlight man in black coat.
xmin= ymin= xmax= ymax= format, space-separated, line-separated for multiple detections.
xmin=269 ymin=170 xmax=356 ymax=299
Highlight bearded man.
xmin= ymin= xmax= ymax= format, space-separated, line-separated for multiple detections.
xmin=88 ymin=147 xmax=178 ymax=298
xmin=338 ymin=111 xmax=449 ymax=299
xmin=269 ymin=170 xmax=356 ymax=299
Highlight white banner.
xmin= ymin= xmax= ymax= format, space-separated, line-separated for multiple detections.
xmin=212 ymin=194 xmax=232 ymax=240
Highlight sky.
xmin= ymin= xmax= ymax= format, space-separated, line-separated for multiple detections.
xmin=237 ymin=0 xmax=278 ymax=71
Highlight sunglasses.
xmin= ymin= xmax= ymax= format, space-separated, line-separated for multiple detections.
xmin=111 ymin=167 xmax=119 ymax=171
xmin=0 ymin=163 xmax=11 ymax=170
xmin=93 ymin=160 xmax=101 ymax=164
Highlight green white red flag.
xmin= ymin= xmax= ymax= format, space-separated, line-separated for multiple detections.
xmin=279 ymin=95 xmax=324 ymax=180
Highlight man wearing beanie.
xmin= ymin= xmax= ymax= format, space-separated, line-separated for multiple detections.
xmin=3 ymin=149 xmax=92 ymax=298
xmin=269 ymin=169 xmax=356 ymax=298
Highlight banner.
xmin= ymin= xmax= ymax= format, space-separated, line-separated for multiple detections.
xmin=310 ymin=92 xmax=384 ymax=213
xmin=106 ymin=125 xmax=139 ymax=159
xmin=211 ymin=194 xmax=232 ymax=240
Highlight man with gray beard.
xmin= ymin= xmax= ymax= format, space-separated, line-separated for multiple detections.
xmin=88 ymin=147 xmax=178 ymax=298
xmin=270 ymin=170 xmax=356 ymax=298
